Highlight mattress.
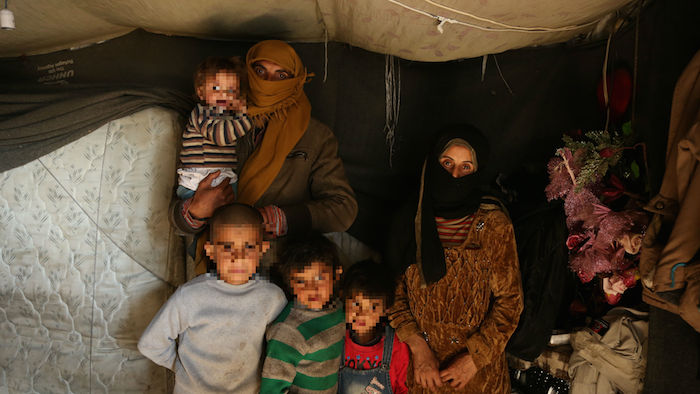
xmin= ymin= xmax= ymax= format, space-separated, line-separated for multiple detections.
xmin=0 ymin=107 xmax=185 ymax=393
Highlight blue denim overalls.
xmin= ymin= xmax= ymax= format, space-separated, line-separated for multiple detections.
xmin=338 ymin=325 xmax=395 ymax=394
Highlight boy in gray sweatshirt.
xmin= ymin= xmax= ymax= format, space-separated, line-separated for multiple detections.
xmin=138 ymin=203 xmax=287 ymax=394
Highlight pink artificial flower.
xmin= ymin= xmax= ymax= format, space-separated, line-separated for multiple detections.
xmin=564 ymin=188 xmax=600 ymax=229
xmin=566 ymin=233 xmax=586 ymax=251
xmin=602 ymin=266 xmax=639 ymax=305
xmin=576 ymin=268 xmax=595 ymax=284
xmin=605 ymin=291 xmax=622 ymax=305
xmin=601 ymin=173 xmax=626 ymax=203
xmin=545 ymin=156 xmax=573 ymax=201
xmin=619 ymin=266 xmax=639 ymax=288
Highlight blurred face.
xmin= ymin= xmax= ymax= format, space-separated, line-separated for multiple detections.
xmin=204 ymin=224 xmax=269 ymax=285
xmin=439 ymin=145 xmax=476 ymax=178
xmin=290 ymin=261 xmax=341 ymax=310
xmin=252 ymin=60 xmax=293 ymax=81
xmin=197 ymin=69 xmax=241 ymax=110
xmin=345 ymin=292 xmax=386 ymax=335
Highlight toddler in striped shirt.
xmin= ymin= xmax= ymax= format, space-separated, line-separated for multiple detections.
xmin=176 ymin=56 xmax=253 ymax=200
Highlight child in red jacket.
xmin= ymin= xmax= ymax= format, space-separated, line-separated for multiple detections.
xmin=339 ymin=260 xmax=410 ymax=394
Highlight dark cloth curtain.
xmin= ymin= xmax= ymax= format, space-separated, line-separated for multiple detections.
xmin=0 ymin=85 xmax=193 ymax=172
xmin=384 ymin=198 xmax=418 ymax=279
xmin=506 ymin=202 xmax=570 ymax=361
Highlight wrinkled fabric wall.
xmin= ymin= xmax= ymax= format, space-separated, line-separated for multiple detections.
xmin=0 ymin=0 xmax=699 ymax=391
xmin=0 ymin=0 xmax=698 ymax=250
xmin=2 ymin=0 xmax=633 ymax=60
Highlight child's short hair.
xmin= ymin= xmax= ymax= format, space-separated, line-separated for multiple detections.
xmin=280 ymin=233 xmax=340 ymax=278
xmin=209 ymin=203 xmax=263 ymax=238
xmin=193 ymin=56 xmax=247 ymax=94
xmin=341 ymin=260 xmax=395 ymax=307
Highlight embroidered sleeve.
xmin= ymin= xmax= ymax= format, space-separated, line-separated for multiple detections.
xmin=388 ymin=270 xmax=421 ymax=342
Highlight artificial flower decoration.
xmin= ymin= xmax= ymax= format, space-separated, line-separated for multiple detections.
xmin=545 ymin=126 xmax=649 ymax=304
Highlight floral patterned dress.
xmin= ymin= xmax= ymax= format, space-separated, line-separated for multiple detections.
xmin=390 ymin=208 xmax=523 ymax=393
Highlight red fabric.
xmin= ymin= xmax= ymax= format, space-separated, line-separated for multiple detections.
xmin=258 ymin=205 xmax=288 ymax=237
xmin=596 ymin=68 xmax=632 ymax=120
xmin=343 ymin=329 xmax=410 ymax=394
xmin=182 ymin=198 xmax=206 ymax=229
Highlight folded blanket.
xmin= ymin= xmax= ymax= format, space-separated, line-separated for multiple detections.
xmin=0 ymin=84 xmax=192 ymax=172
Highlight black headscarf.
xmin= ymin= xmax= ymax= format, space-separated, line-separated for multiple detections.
xmin=417 ymin=124 xmax=491 ymax=284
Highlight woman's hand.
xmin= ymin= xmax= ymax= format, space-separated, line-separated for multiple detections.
xmin=188 ymin=171 xmax=235 ymax=219
xmin=439 ymin=352 xmax=477 ymax=390
xmin=404 ymin=334 xmax=442 ymax=391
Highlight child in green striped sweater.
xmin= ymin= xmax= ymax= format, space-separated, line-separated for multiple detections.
xmin=261 ymin=234 xmax=345 ymax=394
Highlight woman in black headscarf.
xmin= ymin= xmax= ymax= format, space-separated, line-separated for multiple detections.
xmin=388 ymin=125 xmax=523 ymax=393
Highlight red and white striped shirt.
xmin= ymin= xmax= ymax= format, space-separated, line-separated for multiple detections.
xmin=435 ymin=214 xmax=475 ymax=247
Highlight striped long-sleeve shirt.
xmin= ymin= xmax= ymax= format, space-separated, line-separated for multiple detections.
xmin=261 ymin=302 xmax=345 ymax=394
xmin=179 ymin=103 xmax=253 ymax=168
xmin=435 ymin=213 xmax=475 ymax=248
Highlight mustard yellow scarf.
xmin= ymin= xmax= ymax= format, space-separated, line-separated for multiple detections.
xmin=236 ymin=40 xmax=312 ymax=205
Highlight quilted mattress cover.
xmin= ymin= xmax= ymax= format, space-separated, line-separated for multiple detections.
xmin=0 ymin=107 xmax=185 ymax=393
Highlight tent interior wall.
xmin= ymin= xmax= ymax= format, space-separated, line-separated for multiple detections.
xmin=1 ymin=0 xmax=699 ymax=392
xmin=3 ymin=0 xmax=698 ymax=250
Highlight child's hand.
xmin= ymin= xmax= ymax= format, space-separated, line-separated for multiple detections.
xmin=227 ymin=97 xmax=247 ymax=115
xmin=189 ymin=171 xmax=235 ymax=219
xmin=439 ymin=352 xmax=477 ymax=390
xmin=405 ymin=334 xmax=442 ymax=391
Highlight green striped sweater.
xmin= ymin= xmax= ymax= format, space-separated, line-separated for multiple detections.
xmin=261 ymin=302 xmax=345 ymax=393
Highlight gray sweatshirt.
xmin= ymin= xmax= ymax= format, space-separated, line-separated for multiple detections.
xmin=138 ymin=274 xmax=287 ymax=393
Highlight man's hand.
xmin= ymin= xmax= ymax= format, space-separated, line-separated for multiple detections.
xmin=188 ymin=171 xmax=235 ymax=219
xmin=439 ymin=352 xmax=477 ymax=390
xmin=404 ymin=334 xmax=442 ymax=391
